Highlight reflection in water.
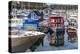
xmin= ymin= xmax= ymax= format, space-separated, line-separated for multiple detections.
xmin=11 ymin=29 xmax=78 ymax=53
xmin=34 ymin=29 xmax=77 ymax=51
xmin=30 ymin=38 xmax=44 ymax=51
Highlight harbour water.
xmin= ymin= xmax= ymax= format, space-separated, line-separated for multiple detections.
xmin=30 ymin=29 xmax=78 ymax=52
xmin=11 ymin=29 xmax=78 ymax=53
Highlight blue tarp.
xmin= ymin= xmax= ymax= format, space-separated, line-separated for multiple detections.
xmin=16 ymin=11 xmax=43 ymax=29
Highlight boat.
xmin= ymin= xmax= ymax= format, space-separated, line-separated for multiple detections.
xmin=48 ymin=16 xmax=64 ymax=46
xmin=9 ymin=14 xmax=45 ymax=52
xmin=67 ymin=28 xmax=77 ymax=41
xmin=9 ymin=30 xmax=45 ymax=53
xmin=67 ymin=15 xmax=77 ymax=41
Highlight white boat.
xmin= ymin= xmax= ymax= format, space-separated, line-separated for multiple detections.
xmin=67 ymin=14 xmax=77 ymax=41
xmin=9 ymin=31 xmax=45 ymax=52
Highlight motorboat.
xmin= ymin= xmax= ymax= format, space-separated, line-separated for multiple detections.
xmin=9 ymin=30 xmax=45 ymax=52
xmin=67 ymin=15 xmax=77 ymax=41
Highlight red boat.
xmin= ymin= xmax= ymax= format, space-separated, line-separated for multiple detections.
xmin=48 ymin=16 xmax=64 ymax=46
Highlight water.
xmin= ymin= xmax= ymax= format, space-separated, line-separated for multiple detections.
xmin=33 ymin=29 xmax=78 ymax=51
xmin=11 ymin=29 xmax=78 ymax=53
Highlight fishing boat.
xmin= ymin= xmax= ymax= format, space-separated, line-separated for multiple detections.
xmin=67 ymin=15 xmax=77 ymax=41
xmin=48 ymin=16 xmax=64 ymax=46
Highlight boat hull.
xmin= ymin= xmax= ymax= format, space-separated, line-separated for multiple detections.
xmin=9 ymin=34 xmax=45 ymax=53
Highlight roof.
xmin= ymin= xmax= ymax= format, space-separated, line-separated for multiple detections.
xmin=49 ymin=16 xmax=64 ymax=19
